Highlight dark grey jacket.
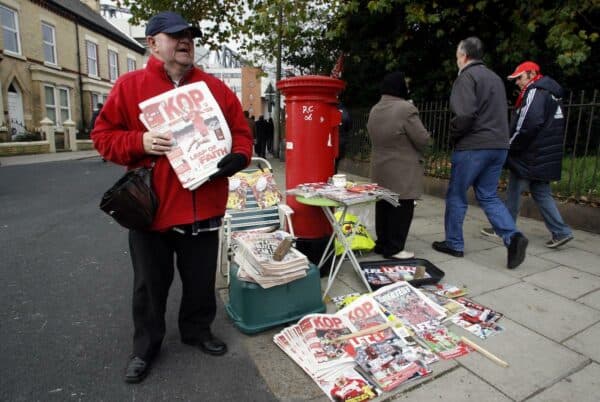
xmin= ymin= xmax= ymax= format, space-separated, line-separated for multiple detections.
xmin=449 ymin=61 xmax=509 ymax=150
xmin=506 ymin=76 xmax=566 ymax=181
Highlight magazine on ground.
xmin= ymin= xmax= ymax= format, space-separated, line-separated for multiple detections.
xmin=364 ymin=264 xmax=430 ymax=287
xmin=421 ymin=283 xmax=467 ymax=299
xmin=450 ymin=297 xmax=504 ymax=339
xmin=372 ymin=281 xmax=447 ymax=334
xmin=419 ymin=327 xmax=471 ymax=359
xmin=273 ymin=294 xmax=438 ymax=399
xmin=138 ymin=82 xmax=232 ymax=190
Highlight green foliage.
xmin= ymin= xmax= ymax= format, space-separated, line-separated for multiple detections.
xmin=332 ymin=0 xmax=599 ymax=105
xmin=122 ymin=1 xmax=598 ymax=107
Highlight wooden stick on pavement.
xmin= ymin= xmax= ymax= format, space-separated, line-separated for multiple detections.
xmin=460 ymin=336 xmax=509 ymax=368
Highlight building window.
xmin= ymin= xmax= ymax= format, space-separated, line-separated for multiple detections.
xmin=91 ymin=92 xmax=108 ymax=109
xmin=86 ymin=41 xmax=98 ymax=77
xmin=1 ymin=5 xmax=21 ymax=55
xmin=44 ymin=85 xmax=71 ymax=126
xmin=108 ymin=50 xmax=119 ymax=81
xmin=41 ymin=22 xmax=57 ymax=64
xmin=127 ymin=57 xmax=136 ymax=72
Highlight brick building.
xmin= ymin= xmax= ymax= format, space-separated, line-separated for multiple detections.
xmin=0 ymin=0 xmax=144 ymax=151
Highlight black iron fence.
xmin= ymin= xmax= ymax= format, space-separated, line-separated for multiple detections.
xmin=346 ymin=89 xmax=599 ymax=203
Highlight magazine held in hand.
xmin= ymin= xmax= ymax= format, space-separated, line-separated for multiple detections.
xmin=138 ymin=82 xmax=232 ymax=190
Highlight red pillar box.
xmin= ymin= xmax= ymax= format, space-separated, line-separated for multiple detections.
xmin=277 ymin=76 xmax=345 ymax=264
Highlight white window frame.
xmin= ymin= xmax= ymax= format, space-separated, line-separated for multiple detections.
xmin=1 ymin=4 xmax=21 ymax=55
xmin=41 ymin=22 xmax=57 ymax=65
xmin=44 ymin=85 xmax=71 ymax=126
xmin=108 ymin=50 xmax=119 ymax=81
xmin=86 ymin=40 xmax=99 ymax=77
xmin=127 ymin=57 xmax=136 ymax=72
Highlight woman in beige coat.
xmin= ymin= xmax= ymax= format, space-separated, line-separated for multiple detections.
xmin=367 ymin=71 xmax=430 ymax=259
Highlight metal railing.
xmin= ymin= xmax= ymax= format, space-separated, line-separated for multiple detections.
xmin=346 ymin=89 xmax=599 ymax=203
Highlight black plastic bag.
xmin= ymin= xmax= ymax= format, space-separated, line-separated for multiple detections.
xmin=100 ymin=166 xmax=158 ymax=230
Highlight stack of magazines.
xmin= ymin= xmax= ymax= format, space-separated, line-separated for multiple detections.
xmin=233 ymin=231 xmax=309 ymax=288
xmin=287 ymin=182 xmax=376 ymax=205
xmin=274 ymin=283 xmax=460 ymax=400
xmin=287 ymin=182 xmax=401 ymax=206
xmin=138 ymin=81 xmax=232 ymax=190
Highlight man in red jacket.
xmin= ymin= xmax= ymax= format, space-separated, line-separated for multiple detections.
xmin=91 ymin=11 xmax=252 ymax=384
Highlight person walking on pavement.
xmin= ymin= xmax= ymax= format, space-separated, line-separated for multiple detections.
xmin=481 ymin=61 xmax=573 ymax=248
xmin=89 ymin=103 xmax=106 ymax=162
xmin=244 ymin=110 xmax=256 ymax=147
xmin=91 ymin=11 xmax=252 ymax=384
xmin=255 ymin=115 xmax=269 ymax=158
xmin=368 ymin=71 xmax=430 ymax=260
xmin=89 ymin=103 xmax=103 ymax=131
xmin=432 ymin=37 xmax=528 ymax=269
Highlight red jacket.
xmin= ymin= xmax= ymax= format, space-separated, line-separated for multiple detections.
xmin=92 ymin=55 xmax=253 ymax=231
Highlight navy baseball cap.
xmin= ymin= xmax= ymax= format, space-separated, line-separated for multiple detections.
xmin=145 ymin=11 xmax=202 ymax=38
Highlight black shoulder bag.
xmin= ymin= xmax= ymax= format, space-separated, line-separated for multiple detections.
xmin=99 ymin=162 xmax=158 ymax=230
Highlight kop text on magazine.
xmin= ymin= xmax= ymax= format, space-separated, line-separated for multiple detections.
xmin=138 ymin=81 xmax=232 ymax=190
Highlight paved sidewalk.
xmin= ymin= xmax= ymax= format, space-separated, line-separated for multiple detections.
xmin=0 ymin=150 xmax=100 ymax=166
xmin=7 ymin=151 xmax=600 ymax=401
xmin=228 ymin=157 xmax=600 ymax=402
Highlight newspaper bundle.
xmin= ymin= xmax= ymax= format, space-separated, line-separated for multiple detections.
xmin=274 ymin=293 xmax=440 ymax=400
xmin=138 ymin=82 xmax=232 ymax=190
xmin=233 ymin=230 xmax=309 ymax=288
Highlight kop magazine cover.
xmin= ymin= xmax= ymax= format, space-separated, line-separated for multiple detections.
xmin=138 ymin=82 xmax=232 ymax=190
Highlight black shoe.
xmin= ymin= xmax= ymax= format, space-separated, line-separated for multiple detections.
xmin=183 ymin=333 xmax=228 ymax=356
xmin=507 ymin=233 xmax=528 ymax=269
xmin=432 ymin=241 xmax=464 ymax=257
xmin=124 ymin=356 xmax=151 ymax=384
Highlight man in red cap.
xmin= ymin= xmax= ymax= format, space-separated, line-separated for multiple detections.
xmin=92 ymin=11 xmax=252 ymax=383
xmin=481 ymin=61 xmax=573 ymax=248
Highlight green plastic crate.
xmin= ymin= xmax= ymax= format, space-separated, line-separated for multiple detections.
xmin=226 ymin=263 xmax=325 ymax=334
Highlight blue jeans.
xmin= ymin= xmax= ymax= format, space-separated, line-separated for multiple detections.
xmin=445 ymin=149 xmax=518 ymax=250
xmin=505 ymin=170 xmax=572 ymax=240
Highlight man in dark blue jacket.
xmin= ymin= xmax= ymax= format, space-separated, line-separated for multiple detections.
xmin=432 ymin=37 xmax=528 ymax=269
xmin=481 ymin=61 xmax=573 ymax=248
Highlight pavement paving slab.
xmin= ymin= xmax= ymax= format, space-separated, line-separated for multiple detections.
xmin=456 ymin=318 xmax=588 ymax=401
xmin=475 ymin=282 xmax=600 ymax=343
xmin=390 ymin=367 xmax=512 ymax=402
xmin=563 ymin=321 xmax=600 ymax=363
xmin=527 ymin=362 xmax=600 ymax=402
xmin=524 ymin=266 xmax=600 ymax=299
xmin=577 ymin=289 xmax=600 ymax=311
xmin=538 ymin=248 xmax=600 ymax=276
xmin=465 ymin=245 xmax=559 ymax=278
xmin=434 ymin=258 xmax=520 ymax=297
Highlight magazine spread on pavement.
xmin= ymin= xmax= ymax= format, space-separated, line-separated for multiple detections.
xmin=138 ymin=81 xmax=232 ymax=190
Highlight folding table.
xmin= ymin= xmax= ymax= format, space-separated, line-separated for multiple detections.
xmin=295 ymin=195 xmax=378 ymax=299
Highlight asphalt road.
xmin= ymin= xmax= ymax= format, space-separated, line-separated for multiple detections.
xmin=0 ymin=157 xmax=277 ymax=401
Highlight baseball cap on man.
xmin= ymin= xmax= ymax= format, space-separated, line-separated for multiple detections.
xmin=507 ymin=61 xmax=540 ymax=79
xmin=145 ymin=11 xmax=202 ymax=38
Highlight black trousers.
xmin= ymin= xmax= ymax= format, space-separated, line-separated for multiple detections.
xmin=128 ymin=229 xmax=219 ymax=360
xmin=375 ymin=199 xmax=415 ymax=257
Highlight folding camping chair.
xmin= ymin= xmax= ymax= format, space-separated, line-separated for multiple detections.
xmin=218 ymin=157 xmax=295 ymax=283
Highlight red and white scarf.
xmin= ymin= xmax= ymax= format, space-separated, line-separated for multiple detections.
xmin=514 ymin=74 xmax=543 ymax=108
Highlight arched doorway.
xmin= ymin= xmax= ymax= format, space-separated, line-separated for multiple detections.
xmin=7 ymin=82 xmax=25 ymax=137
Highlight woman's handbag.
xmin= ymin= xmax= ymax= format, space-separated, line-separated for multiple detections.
xmin=99 ymin=164 xmax=158 ymax=230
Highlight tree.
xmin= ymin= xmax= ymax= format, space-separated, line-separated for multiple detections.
xmin=332 ymin=0 xmax=599 ymax=105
